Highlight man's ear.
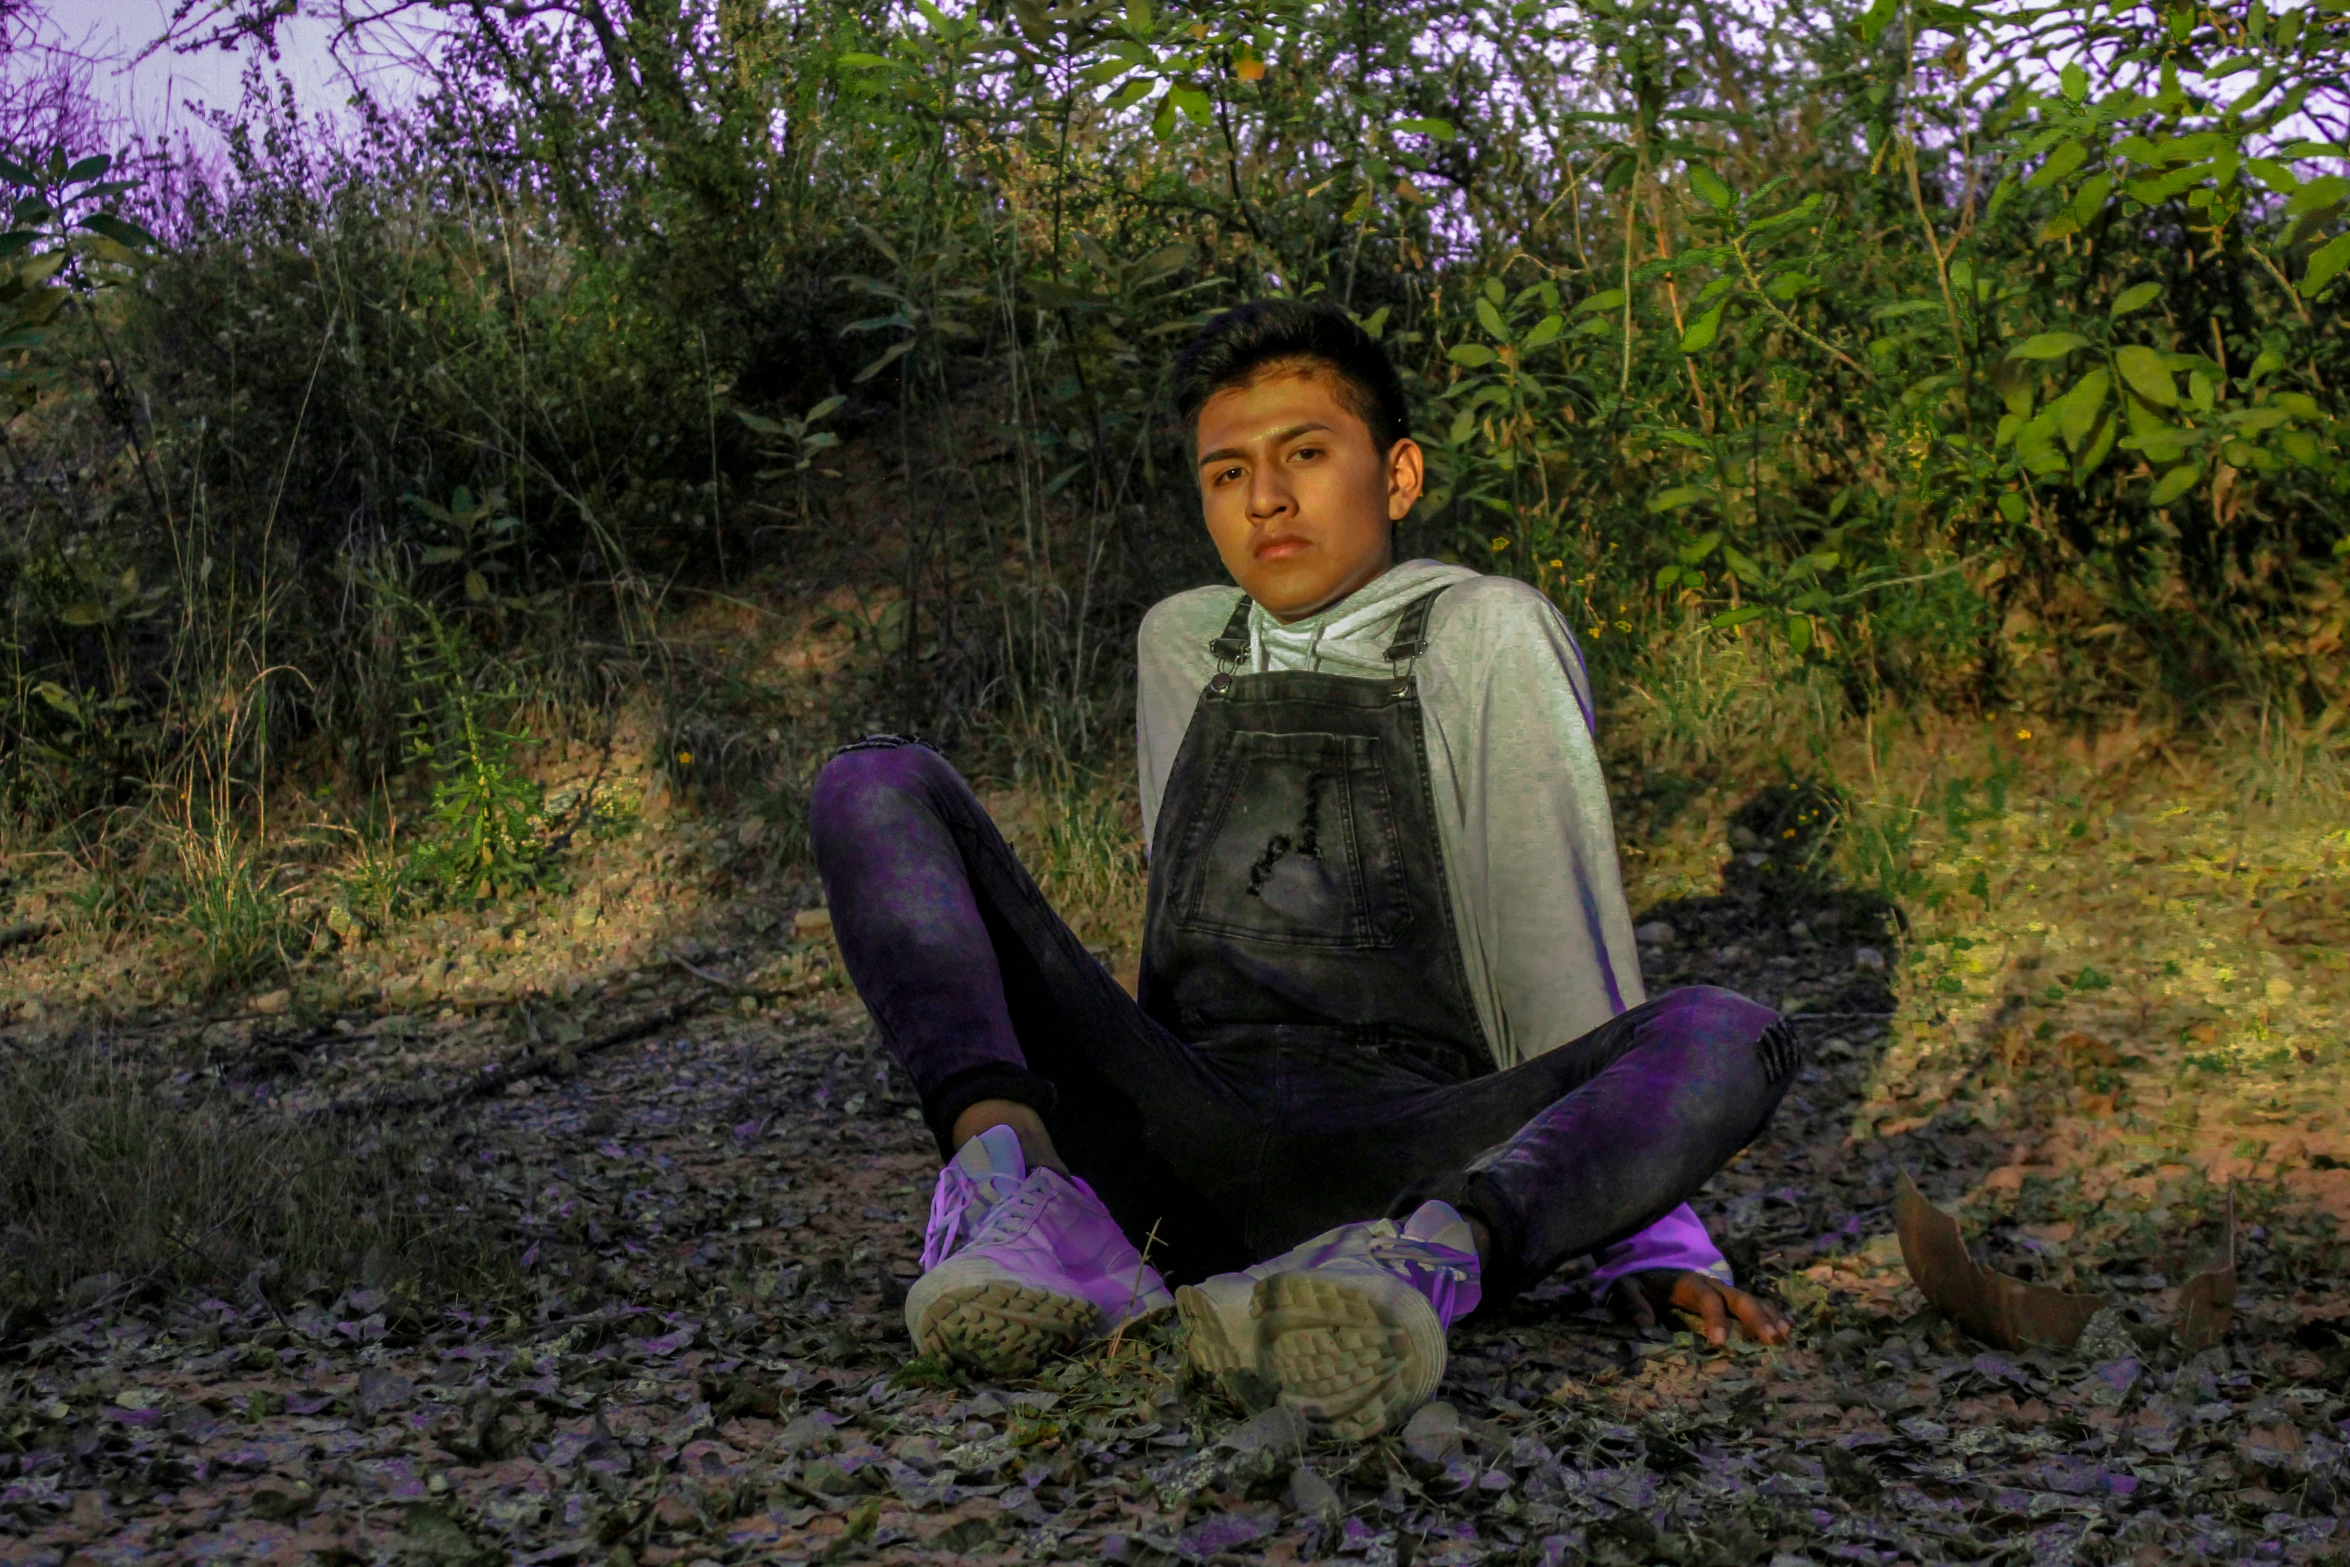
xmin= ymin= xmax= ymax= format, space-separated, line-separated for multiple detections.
xmin=1385 ymin=437 xmax=1426 ymax=521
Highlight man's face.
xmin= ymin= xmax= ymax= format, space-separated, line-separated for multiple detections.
xmin=1194 ymin=363 xmax=1424 ymax=623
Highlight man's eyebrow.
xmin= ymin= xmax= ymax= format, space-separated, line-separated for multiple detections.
xmin=1196 ymin=422 xmax=1333 ymax=467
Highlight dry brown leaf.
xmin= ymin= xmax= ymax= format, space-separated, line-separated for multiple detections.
xmin=2173 ymin=1187 xmax=2236 ymax=1351
xmin=1895 ymin=1170 xmax=2108 ymax=1350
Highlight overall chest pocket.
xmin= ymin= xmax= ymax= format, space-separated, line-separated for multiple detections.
xmin=1173 ymin=729 xmax=1412 ymax=948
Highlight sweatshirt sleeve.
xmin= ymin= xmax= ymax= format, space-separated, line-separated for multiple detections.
xmin=1422 ymin=577 xmax=1645 ymax=1065
xmin=1586 ymin=1204 xmax=1736 ymax=1288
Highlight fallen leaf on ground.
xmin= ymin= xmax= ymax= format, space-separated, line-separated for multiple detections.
xmin=1895 ymin=1170 xmax=2106 ymax=1349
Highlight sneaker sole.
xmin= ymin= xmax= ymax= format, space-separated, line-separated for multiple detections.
xmin=1174 ymin=1276 xmax=1258 ymax=1378
xmin=1253 ymin=1269 xmax=1447 ymax=1439
xmin=907 ymin=1274 xmax=1100 ymax=1377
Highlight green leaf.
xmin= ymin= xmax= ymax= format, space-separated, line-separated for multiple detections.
xmin=1678 ymin=303 xmax=1726 ymax=354
xmin=2057 ymin=368 xmax=2111 ymax=447
xmin=1858 ymin=0 xmax=1897 ymax=45
xmin=1104 ymin=75 xmax=1157 ymax=110
xmin=2148 ymin=463 xmax=2202 ymax=506
xmin=838 ymin=51 xmax=896 ymax=67
xmin=1476 ymin=296 xmax=1510 ymax=341
xmin=1786 ymin=613 xmax=1815 ymax=654
xmin=58 ymin=602 xmax=105 ymax=626
xmin=61 ymin=154 xmax=109 ymax=185
xmin=2060 ymin=63 xmax=2088 ymax=101
xmin=1721 ymin=545 xmax=1768 ymax=587
xmin=1446 ymin=343 xmax=1496 ymax=368
xmin=1655 ymin=564 xmax=1684 ymax=589
xmin=1572 ymin=288 xmax=1625 ymax=316
xmin=853 ymin=339 xmax=915 ymax=383
xmin=2285 ymin=175 xmax=2348 ymax=216
xmin=1393 ymin=117 xmax=1457 ymax=141
xmin=2026 ymin=141 xmax=2088 ymax=189
xmin=2071 ymin=173 xmax=2112 ymax=227
xmin=1167 ymin=84 xmax=1213 ymax=126
xmin=2116 ymin=344 xmax=2179 ymax=407
xmin=735 ymin=411 xmax=785 ymax=435
xmin=78 ymin=213 xmax=155 ymax=249
xmin=0 ymin=156 xmax=34 ymax=185
xmin=1710 ymin=605 xmax=1768 ymax=630
xmin=2301 ymin=231 xmax=2350 ymax=296
xmin=806 ymin=395 xmax=847 ymax=422
xmin=2011 ymin=332 xmax=2091 ymax=360
xmin=2111 ymin=282 xmax=2162 ymax=316
xmin=1448 ymin=407 xmax=1477 ymax=444
xmin=1688 ymin=165 xmax=1733 ymax=214
xmin=1676 ymin=528 xmax=1723 ymax=558
xmin=1519 ymin=313 xmax=1563 ymax=350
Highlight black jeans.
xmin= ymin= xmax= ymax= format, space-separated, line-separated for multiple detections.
xmin=809 ymin=741 xmax=1799 ymax=1296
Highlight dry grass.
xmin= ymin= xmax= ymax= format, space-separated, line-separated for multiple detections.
xmin=0 ymin=1046 xmax=518 ymax=1328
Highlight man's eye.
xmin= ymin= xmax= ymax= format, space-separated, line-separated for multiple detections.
xmin=1292 ymin=446 xmax=1322 ymax=462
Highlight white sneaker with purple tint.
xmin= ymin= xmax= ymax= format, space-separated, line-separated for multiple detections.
xmin=1175 ymin=1200 xmax=1481 ymax=1438
xmin=904 ymin=1127 xmax=1173 ymax=1376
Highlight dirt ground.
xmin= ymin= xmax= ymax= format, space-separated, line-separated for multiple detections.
xmin=3 ymin=744 xmax=2348 ymax=1566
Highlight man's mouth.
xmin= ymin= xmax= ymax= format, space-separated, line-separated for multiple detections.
xmin=1254 ymin=532 xmax=1311 ymax=562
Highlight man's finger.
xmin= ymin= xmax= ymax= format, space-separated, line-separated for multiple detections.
xmin=1727 ymin=1287 xmax=1789 ymax=1345
xmin=1695 ymin=1281 xmax=1730 ymax=1346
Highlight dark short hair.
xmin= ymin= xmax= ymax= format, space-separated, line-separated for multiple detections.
xmin=1172 ymin=299 xmax=1411 ymax=453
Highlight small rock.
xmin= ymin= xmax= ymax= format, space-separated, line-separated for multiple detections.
xmin=794 ymin=908 xmax=834 ymax=940
xmin=356 ymin=1368 xmax=414 ymax=1417
xmin=1218 ymin=1404 xmax=1307 ymax=1459
xmin=250 ymin=988 xmax=291 ymax=1015
xmin=1634 ymin=920 xmax=1676 ymax=946
xmin=1401 ymin=1399 xmax=1463 ymax=1465
xmin=1852 ymin=947 xmax=1886 ymax=972
xmin=776 ymin=1413 xmax=834 ymax=1454
xmin=1288 ymin=1465 xmax=1343 ymax=1530
xmin=2074 ymin=1308 xmax=2140 ymax=1372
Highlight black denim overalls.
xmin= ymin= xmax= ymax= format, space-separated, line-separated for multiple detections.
xmin=1135 ymin=588 xmax=1506 ymax=1254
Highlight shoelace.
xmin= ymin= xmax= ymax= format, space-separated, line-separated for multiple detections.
xmin=921 ymin=1163 xmax=1024 ymax=1271
xmin=1362 ymin=1228 xmax=1480 ymax=1324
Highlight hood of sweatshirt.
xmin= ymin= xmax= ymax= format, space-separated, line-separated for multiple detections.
xmin=1245 ymin=558 xmax=1483 ymax=675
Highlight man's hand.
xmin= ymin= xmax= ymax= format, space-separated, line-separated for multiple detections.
xmin=1608 ymin=1269 xmax=1790 ymax=1347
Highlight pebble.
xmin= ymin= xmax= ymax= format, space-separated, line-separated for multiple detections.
xmin=1634 ymin=920 xmax=1676 ymax=946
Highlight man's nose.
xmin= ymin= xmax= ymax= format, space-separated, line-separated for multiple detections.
xmin=1246 ymin=463 xmax=1293 ymax=519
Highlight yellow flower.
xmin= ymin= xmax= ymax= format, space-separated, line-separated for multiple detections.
xmin=2016 ymin=729 xmax=2032 ymax=741
xmin=677 ymin=749 xmax=694 ymax=766
xmin=1490 ymin=536 xmax=1511 ymax=552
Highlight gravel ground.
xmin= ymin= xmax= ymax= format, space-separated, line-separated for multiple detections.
xmin=2 ymin=846 xmax=2345 ymax=1567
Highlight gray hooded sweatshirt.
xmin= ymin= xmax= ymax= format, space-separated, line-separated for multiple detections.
xmin=1135 ymin=559 xmax=1732 ymax=1285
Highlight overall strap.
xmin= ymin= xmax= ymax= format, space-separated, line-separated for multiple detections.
xmin=1204 ymin=592 xmax=1253 ymax=696
xmin=1382 ymin=585 xmax=1453 ymax=695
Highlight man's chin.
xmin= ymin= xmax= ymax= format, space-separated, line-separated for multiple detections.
xmin=1242 ymin=575 xmax=1342 ymax=622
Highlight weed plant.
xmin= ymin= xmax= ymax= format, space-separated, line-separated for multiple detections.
xmin=0 ymin=0 xmax=2342 ymax=967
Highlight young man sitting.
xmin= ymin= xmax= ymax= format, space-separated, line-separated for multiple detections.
xmin=809 ymin=299 xmax=1795 ymax=1437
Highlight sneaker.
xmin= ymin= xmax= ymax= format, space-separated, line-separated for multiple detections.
xmin=905 ymin=1135 xmax=1173 ymax=1376
xmin=1175 ymin=1200 xmax=1480 ymax=1438
xmin=917 ymin=1124 xmax=1029 ymax=1272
